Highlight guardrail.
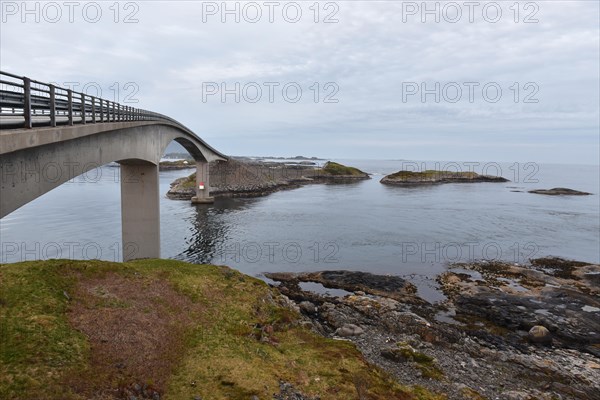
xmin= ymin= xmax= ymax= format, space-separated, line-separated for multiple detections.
xmin=0 ymin=71 xmax=178 ymax=129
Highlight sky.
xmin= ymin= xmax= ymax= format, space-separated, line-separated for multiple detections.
xmin=1 ymin=0 xmax=599 ymax=164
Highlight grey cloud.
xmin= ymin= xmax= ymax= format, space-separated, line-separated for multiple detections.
xmin=1 ymin=0 xmax=598 ymax=163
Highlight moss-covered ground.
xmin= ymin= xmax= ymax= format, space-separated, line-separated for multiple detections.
xmin=0 ymin=259 xmax=442 ymax=400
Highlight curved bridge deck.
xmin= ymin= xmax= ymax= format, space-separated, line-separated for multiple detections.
xmin=1 ymin=71 xmax=227 ymax=260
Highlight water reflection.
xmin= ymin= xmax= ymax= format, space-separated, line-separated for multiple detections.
xmin=175 ymin=197 xmax=261 ymax=264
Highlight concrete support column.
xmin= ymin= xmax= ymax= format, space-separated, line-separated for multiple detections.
xmin=120 ymin=162 xmax=160 ymax=260
xmin=191 ymin=160 xmax=214 ymax=204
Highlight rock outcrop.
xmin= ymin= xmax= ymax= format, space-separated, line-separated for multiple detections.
xmin=167 ymin=159 xmax=370 ymax=200
xmin=268 ymin=257 xmax=600 ymax=399
xmin=380 ymin=170 xmax=508 ymax=185
xmin=528 ymin=187 xmax=592 ymax=196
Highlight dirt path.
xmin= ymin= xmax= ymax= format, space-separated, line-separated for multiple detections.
xmin=66 ymin=272 xmax=200 ymax=399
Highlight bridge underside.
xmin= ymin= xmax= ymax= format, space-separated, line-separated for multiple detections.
xmin=1 ymin=122 xmax=227 ymax=260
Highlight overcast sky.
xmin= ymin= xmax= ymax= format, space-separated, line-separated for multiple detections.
xmin=1 ymin=1 xmax=598 ymax=163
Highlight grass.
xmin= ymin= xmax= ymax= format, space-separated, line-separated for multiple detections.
xmin=392 ymin=343 xmax=445 ymax=381
xmin=177 ymin=172 xmax=197 ymax=189
xmin=0 ymin=259 xmax=443 ymax=400
xmin=321 ymin=161 xmax=367 ymax=176
xmin=459 ymin=386 xmax=486 ymax=399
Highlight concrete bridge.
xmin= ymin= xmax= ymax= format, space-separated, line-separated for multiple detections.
xmin=0 ymin=71 xmax=227 ymax=260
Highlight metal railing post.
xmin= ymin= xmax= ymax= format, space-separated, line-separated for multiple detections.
xmin=49 ymin=84 xmax=56 ymax=127
xmin=81 ymin=93 xmax=86 ymax=124
xmin=67 ymin=89 xmax=73 ymax=126
xmin=91 ymin=97 xmax=96 ymax=123
xmin=23 ymin=77 xmax=32 ymax=129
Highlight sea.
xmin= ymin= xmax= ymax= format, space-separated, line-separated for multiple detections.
xmin=1 ymin=159 xmax=598 ymax=302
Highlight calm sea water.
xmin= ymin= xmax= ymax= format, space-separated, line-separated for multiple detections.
xmin=1 ymin=160 xmax=598 ymax=301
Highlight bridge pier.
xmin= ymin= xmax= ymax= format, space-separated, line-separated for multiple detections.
xmin=191 ymin=160 xmax=214 ymax=204
xmin=120 ymin=162 xmax=160 ymax=261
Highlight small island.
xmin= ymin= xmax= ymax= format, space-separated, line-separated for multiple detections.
xmin=528 ymin=187 xmax=592 ymax=196
xmin=380 ymin=170 xmax=508 ymax=185
xmin=167 ymin=160 xmax=369 ymax=200
xmin=319 ymin=161 xmax=369 ymax=179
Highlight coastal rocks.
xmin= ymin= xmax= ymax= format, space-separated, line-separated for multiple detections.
xmin=273 ymin=381 xmax=320 ymax=400
xmin=502 ymin=390 xmax=549 ymax=400
xmin=122 ymin=383 xmax=161 ymax=400
xmin=380 ymin=170 xmax=509 ymax=185
xmin=380 ymin=343 xmax=443 ymax=380
xmin=381 ymin=343 xmax=422 ymax=363
xmin=166 ymin=176 xmax=196 ymax=200
xmin=298 ymin=301 xmax=317 ymax=314
xmin=269 ymin=259 xmax=600 ymax=399
xmin=158 ymin=160 xmax=194 ymax=170
xmin=335 ymin=323 xmax=364 ymax=337
xmin=528 ymin=187 xmax=592 ymax=195
xmin=438 ymin=258 xmax=600 ymax=356
xmin=264 ymin=270 xmax=419 ymax=303
xmin=528 ymin=325 xmax=552 ymax=345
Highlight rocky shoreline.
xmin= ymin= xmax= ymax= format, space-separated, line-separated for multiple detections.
xmin=266 ymin=257 xmax=600 ymax=399
xmin=167 ymin=160 xmax=370 ymax=200
xmin=158 ymin=160 xmax=195 ymax=171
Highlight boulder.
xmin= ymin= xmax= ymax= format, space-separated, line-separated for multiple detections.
xmin=528 ymin=325 xmax=552 ymax=345
xmin=299 ymin=301 xmax=317 ymax=315
xmin=335 ymin=324 xmax=364 ymax=337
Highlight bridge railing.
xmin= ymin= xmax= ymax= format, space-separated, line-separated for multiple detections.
xmin=0 ymin=71 xmax=178 ymax=129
